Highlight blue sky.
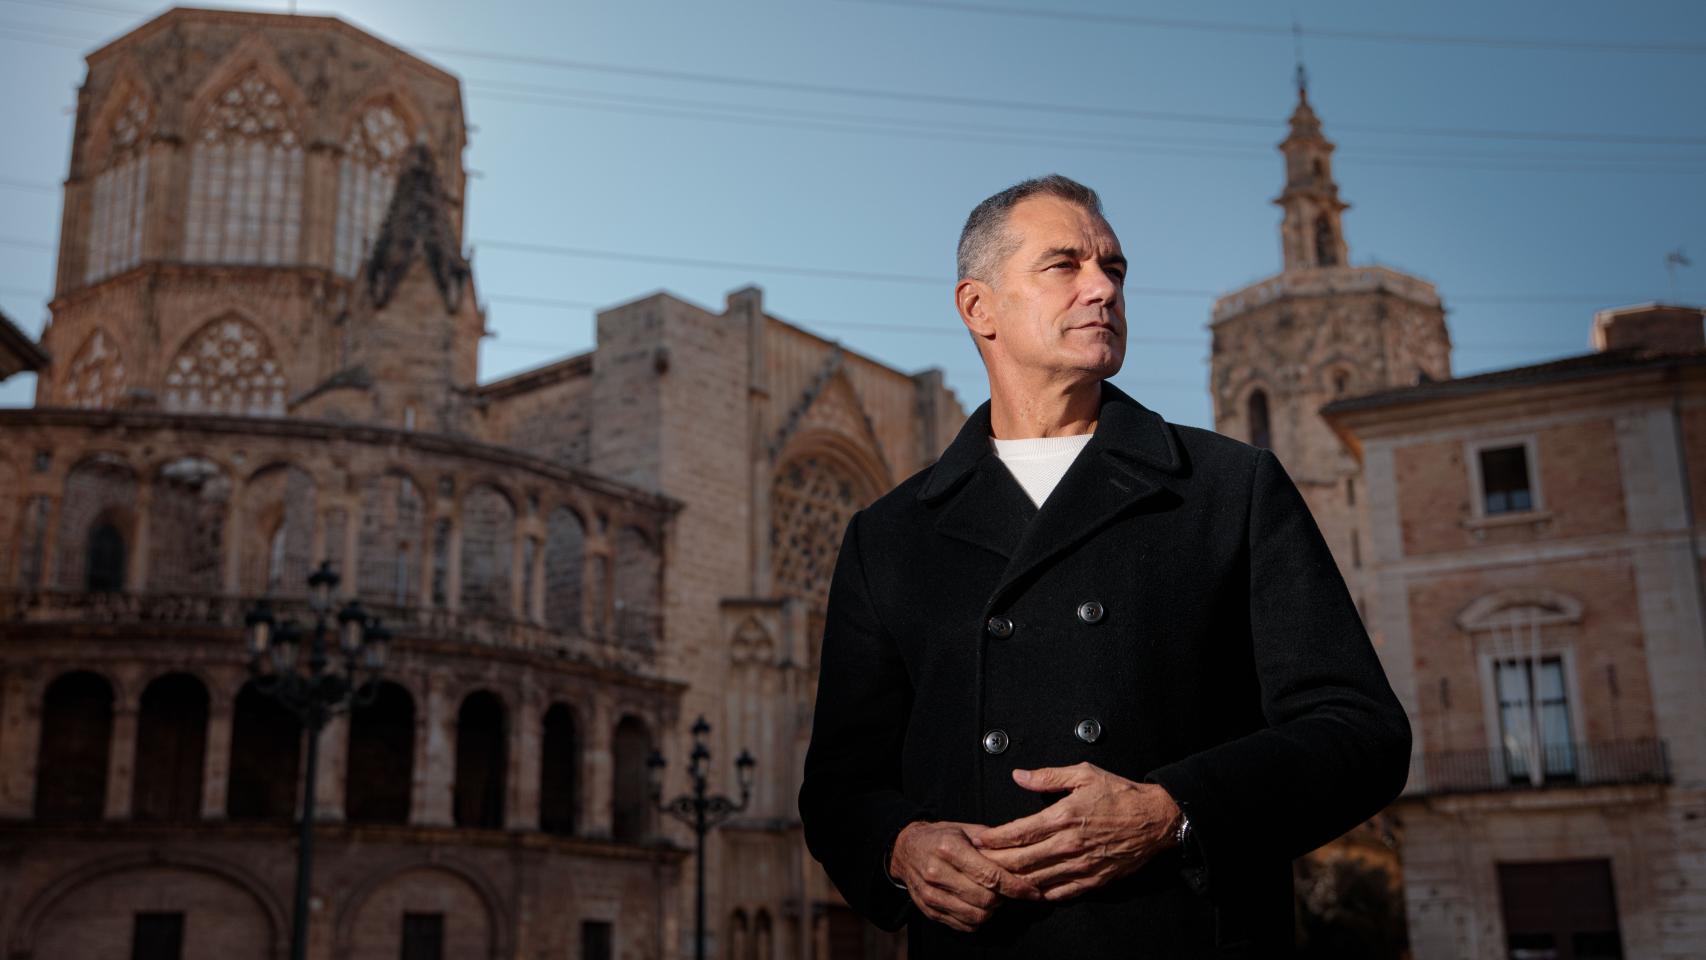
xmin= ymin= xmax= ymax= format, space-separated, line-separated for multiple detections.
xmin=2 ymin=0 xmax=1703 ymax=428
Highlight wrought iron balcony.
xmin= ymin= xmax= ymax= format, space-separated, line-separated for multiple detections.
xmin=1405 ymin=738 xmax=1670 ymax=796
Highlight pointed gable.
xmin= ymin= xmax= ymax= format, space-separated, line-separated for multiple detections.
xmin=364 ymin=143 xmax=469 ymax=313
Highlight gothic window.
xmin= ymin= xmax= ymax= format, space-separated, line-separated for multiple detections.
xmin=163 ymin=316 xmax=288 ymax=415
xmin=62 ymin=329 xmax=127 ymax=408
xmin=346 ymin=681 xmax=414 ymax=824
xmin=334 ymin=102 xmax=411 ymax=276
xmin=35 ymin=671 xmax=114 ymax=821
xmin=227 ymin=681 xmax=300 ymax=821
xmin=453 ymin=690 xmax=507 ymax=828
xmin=132 ymin=673 xmax=209 ymax=822
xmin=1246 ymin=389 xmax=1272 ymax=450
xmin=540 ymin=702 xmax=579 ymax=835
xmin=86 ymin=94 xmax=150 ymax=283
xmin=185 ymin=71 xmax=303 ymax=265
xmin=611 ymin=715 xmax=652 ymax=843
xmin=59 ymin=455 xmax=137 ymax=590
xmin=242 ymin=464 xmax=315 ymax=595
xmin=770 ymin=455 xmax=868 ymax=609
xmin=1314 ymin=215 xmax=1338 ymax=267
xmin=458 ymin=485 xmax=515 ymax=619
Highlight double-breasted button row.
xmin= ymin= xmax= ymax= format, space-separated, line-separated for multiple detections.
xmin=979 ymin=719 xmax=1103 ymax=754
xmin=984 ymin=601 xmax=1105 ymax=639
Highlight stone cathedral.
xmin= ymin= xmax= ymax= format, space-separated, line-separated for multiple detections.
xmin=0 ymin=7 xmax=962 ymax=959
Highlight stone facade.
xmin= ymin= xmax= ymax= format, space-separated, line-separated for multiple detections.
xmin=1321 ymin=309 xmax=1706 ymax=960
xmin=1 ymin=7 xmax=963 ymax=960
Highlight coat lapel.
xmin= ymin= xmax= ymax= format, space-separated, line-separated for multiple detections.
xmin=919 ymin=380 xmax=1187 ymax=614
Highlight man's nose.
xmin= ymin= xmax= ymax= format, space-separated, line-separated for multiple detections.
xmin=1080 ymin=263 xmax=1119 ymax=305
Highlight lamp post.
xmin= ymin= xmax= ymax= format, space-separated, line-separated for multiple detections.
xmin=647 ymin=715 xmax=756 ymax=960
xmin=243 ymin=560 xmax=390 ymax=960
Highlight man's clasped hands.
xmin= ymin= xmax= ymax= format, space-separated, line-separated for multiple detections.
xmin=887 ymin=762 xmax=1184 ymax=933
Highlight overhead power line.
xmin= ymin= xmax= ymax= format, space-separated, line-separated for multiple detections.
xmin=837 ymin=0 xmax=1706 ymax=56
xmin=2 ymin=1 xmax=1703 ymax=148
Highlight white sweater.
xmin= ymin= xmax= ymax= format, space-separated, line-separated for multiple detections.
xmin=990 ymin=432 xmax=1094 ymax=508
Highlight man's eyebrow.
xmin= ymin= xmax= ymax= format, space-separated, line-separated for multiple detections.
xmin=1032 ymin=246 xmax=1128 ymax=270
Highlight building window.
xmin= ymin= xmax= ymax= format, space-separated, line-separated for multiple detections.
xmin=400 ymin=912 xmax=444 ymax=960
xmin=227 ymin=681 xmax=301 ymax=820
xmin=132 ymin=673 xmax=210 ymax=822
xmin=131 ymin=912 xmax=185 ymax=960
xmin=62 ymin=329 xmax=127 ymax=408
xmin=611 ymin=715 xmax=652 ymax=843
xmin=1496 ymin=656 xmax=1576 ymax=785
xmin=581 ymin=920 xmax=613 ymax=960
xmin=87 ymin=94 xmax=151 ymax=283
xmin=346 ymin=682 xmax=414 ymax=824
xmin=334 ymin=103 xmax=411 ymax=276
xmin=35 ymin=671 xmax=114 ymax=821
xmin=540 ymin=703 xmax=579 ymax=836
xmin=1479 ymin=444 xmax=1533 ymax=515
xmin=162 ymin=316 xmax=287 ymax=416
xmin=1246 ymin=389 xmax=1271 ymax=450
xmin=1497 ymin=860 xmax=1624 ymax=959
xmin=185 ymin=71 xmax=303 ymax=265
xmin=86 ymin=520 xmax=127 ymax=592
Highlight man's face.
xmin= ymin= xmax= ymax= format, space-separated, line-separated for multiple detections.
xmin=977 ymin=195 xmax=1127 ymax=382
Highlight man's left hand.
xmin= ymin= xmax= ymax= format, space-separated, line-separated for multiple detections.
xmin=971 ymin=762 xmax=1181 ymax=902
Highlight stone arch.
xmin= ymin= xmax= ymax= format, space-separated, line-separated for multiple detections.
xmin=453 ymin=689 xmax=507 ymax=829
xmin=227 ymin=680 xmax=301 ymax=821
xmin=333 ymin=856 xmax=510 ymax=960
xmin=727 ymin=908 xmax=750 ymax=960
xmin=539 ymin=700 xmax=580 ymax=836
xmin=240 ymin=462 xmax=317 ymax=595
xmin=59 ymin=327 xmax=128 ymax=408
xmin=56 ymin=453 xmax=137 ymax=590
xmin=356 ymin=469 xmax=425 ymax=607
xmin=769 ymin=437 xmax=886 ymax=609
xmin=611 ymin=714 xmax=653 ymax=843
xmin=611 ymin=524 xmax=660 ymax=648
xmin=346 ymin=680 xmax=415 ymax=824
xmin=1241 ymin=382 xmax=1273 ymax=450
xmin=183 ymin=44 xmax=307 ymax=266
xmin=132 ymin=672 xmax=210 ymax=822
xmin=35 ymin=670 xmax=114 ymax=822
xmin=147 ymin=456 xmax=232 ymax=594
xmin=459 ymin=483 xmax=516 ymax=619
xmin=543 ymin=504 xmax=587 ymax=633
xmin=9 ymin=849 xmax=286 ymax=960
xmin=753 ymin=908 xmax=773 ymax=960
xmin=162 ymin=313 xmax=289 ymax=416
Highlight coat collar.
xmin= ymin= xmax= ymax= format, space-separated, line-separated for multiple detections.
xmin=920 ymin=380 xmax=1189 ymax=614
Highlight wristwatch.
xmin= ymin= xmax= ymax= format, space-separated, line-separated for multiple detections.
xmin=1174 ymin=809 xmax=1192 ymax=848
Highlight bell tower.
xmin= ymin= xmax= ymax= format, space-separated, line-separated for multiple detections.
xmin=1277 ymin=71 xmax=1349 ymax=271
xmin=1208 ymin=72 xmax=1453 ymax=612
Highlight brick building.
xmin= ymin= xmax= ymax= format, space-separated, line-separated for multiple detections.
xmin=0 ymin=7 xmax=961 ymax=959
xmin=1320 ymin=303 xmax=1706 ymax=960
xmin=1212 ymin=77 xmax=1706 ymax=960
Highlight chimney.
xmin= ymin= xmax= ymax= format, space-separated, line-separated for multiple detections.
xmin=1590 ymin=303 xmax=1705 ymax=354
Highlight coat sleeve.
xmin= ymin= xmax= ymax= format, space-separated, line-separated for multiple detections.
xmin=798 ymin=508 xmax=929 ymax=931
xmin=1143 ymin=446 xmax=1412 ymax=896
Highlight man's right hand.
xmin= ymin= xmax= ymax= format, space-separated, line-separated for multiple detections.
xmin=888 ymin=820 xmax=1044 ymax=932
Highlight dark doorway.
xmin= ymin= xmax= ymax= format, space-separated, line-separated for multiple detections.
xmin=35 ymin=671 xmax=114 ymax=821
xmin=346 ymin=681 xmax=415 ymax=823
xmin=1498 ymin=859 xmax=1624 ymax=960
xmin=453 ymin=690 xmax=506 ymax=828
xmin=540 ymin=702 xmax=578 ymax=835
xmin=611 ymin=715 xmax=651 ymax=843
xmin=133 ymin=673 xmax=209 ymax=821
xmin=227 ymin=681 xmax=301 ymax=821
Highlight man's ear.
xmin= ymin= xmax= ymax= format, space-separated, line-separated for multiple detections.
xmin=957 ymin=278 xmax=996 ymax=341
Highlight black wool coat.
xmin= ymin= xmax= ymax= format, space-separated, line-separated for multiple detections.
xmin=798 ymin=380 xmax=1411 ymax=958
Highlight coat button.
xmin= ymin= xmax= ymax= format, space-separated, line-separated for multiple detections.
xmin=1074 ymin=718 xmax=1103 ymax=743
xmin=982 ymin=729 xmax=1009 ymax=755
xmin=985 ymin=615 xmax=1014 ymax=639
xmin=1076 ymin=600 xmax=1105 ymax=624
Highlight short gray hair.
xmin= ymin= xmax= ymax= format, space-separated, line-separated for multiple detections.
xmin=956 ymin=174 xmax=1103 ymax=283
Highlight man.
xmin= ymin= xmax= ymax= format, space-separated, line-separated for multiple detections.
xmin=797 ymin=175 xmax=1411 ymax=957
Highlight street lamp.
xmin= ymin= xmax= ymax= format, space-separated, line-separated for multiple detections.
xmin=647 ymin=715 xmax=756 ymax=960
xmin=244 ymin=560 xmax=390 ymax=960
